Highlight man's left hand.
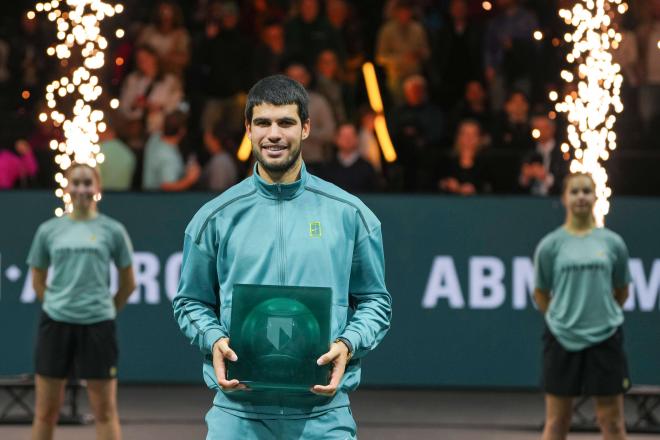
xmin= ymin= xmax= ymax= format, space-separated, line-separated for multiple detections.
xmin=311 ymin=341 xmax=350 ymax=396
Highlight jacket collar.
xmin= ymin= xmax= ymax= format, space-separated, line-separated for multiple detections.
xmin=252 ymin=161 xmax=308 ymax=200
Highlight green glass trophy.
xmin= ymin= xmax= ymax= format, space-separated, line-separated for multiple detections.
xmin=227 ymin=284 xmax=332 ymax=392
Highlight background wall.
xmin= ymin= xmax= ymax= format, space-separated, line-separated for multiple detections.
xmin=1 ymin=192 xmax=658 ymax=386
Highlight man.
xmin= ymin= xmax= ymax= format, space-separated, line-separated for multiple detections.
xmin=173 ymin=75 xmax=391 ymax=439
xmin=518 ymin=114 xmax=567 ymax=195
xmin=389 ymin=74 xmax=445 ymax=191
xmin=142 ymin=110 xmax=200 ymax=191
xmin=284 ymin=61 xmax=336 ymax=171
xmin=320 ymin=122 xmax=379 ymax=193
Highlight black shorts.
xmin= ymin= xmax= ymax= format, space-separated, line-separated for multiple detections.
xmin=35 ymin=312 xmax=119 ymax=380
xmin=542 ymin=326 xmax=631 ymax=397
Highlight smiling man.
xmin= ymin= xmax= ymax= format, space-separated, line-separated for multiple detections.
xmin=173 ymin=75 xmax=392 ymax=440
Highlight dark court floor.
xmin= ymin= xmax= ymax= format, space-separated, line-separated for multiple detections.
xmin=1 ymin=386 xmax=658 ymax=439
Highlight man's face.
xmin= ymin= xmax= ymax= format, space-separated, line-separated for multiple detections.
xmin=532 ymin=116 xmax=555 ymax=143
xmin=335 ymin=124 xmax=358 ymax=153
xmin=285 ymin=65 xmax=311 ymax=89
xmin=263 ymin=25 xmax=284 ymax=52
xmin=247 ymin=103 xmax=310 ymax=174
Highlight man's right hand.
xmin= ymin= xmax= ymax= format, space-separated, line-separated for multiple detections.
xmin=212 ymin=338 xmax=247 ymax=391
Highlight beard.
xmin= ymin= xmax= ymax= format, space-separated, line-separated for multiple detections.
xmin=253 ymin=141 xmax=302 ymax=174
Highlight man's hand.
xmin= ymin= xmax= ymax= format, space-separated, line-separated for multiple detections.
xmin=311 ymin=341 xmax=350 ymax=396
xmin=212 ymin=338 xmax=247 ymax=391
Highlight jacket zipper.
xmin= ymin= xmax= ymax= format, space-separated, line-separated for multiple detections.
xmin=277 ymin=185 xmax=285 ymax=285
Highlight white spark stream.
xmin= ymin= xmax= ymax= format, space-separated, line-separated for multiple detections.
xmin=31 ymin=0 xmax=124 ymax=216
xmin=555 ymin=0 xmax=626 ymax=226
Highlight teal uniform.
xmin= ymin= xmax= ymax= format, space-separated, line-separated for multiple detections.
xmin=27 ymin=214 xmax=134 ymax=324
xmin=534 ymin=226 xmax=631 ymax=351
xmin=173 ymin=163 xmax=391 ymax=439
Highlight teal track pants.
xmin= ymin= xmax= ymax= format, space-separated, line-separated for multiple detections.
xmin=205 ymin=406 xmax=357 ymax=440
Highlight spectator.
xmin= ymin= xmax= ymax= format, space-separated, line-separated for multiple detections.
xmin=285 ymin=61 xmax=336 ymax=170
xmin=201 ymin=121 xmax=238 ymax=192
xmin=314 ymin=49 xmax=354 ymax=124
xmin=357 ymin=107 xmax=382 ymax=174
xmin=389 ymin=74 xmax=445 ymax=191
xmin=0 ymin=138 xmax=37 ymax=189
xmin=119 ymin=45 xmax=183 ymax=143
xmin=320 ymin=123 xmax=379 ymax=193
xmin=241 ymin=0 xmax=286 ymax=43
xmin=285 ymin=0 xmax=345 ymax=66
xmin=518 ymin=114 xmax=567 ymax=195
xmin=252 ymin=20 xmax=287 ymax=84
xmin=326 ymin=0 xmax=366 ymax=82
xmin=450 ymin=79 xmax=493 ymax=139
xmin=438 ymin=119 xmax=490 ymax=195
xmin=492 ymin=90 xmax=534 ymax=150
xmin=137 ymin=0 xmax=191 ymax=76
xmin=142 ymin=110 xmax=200 ymax=191
xmin=483 ymin=0 xmax=539 ymax=110
xmin=375 ymin=0 xmax=430 ymax=102
xmin=195 ymin=1 xmax=251 ymax=134
xmin=10 ymin=12 xmax=53 ymax=111
xmin=637 ymin=0 xmax=660 ymax=147
xmin=98 ymin=116 xmax=136 ymax=191
xmin=430 ymin=0 xmax=484 ymax=107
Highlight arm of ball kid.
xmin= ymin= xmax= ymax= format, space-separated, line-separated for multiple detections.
xmin=114 ymin=265 xmax=136 ymax=311
xmin=32 ymin=268 xmax=48 ymax=302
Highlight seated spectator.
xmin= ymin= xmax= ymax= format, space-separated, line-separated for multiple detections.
xmin=637 ymin=1 xmax=660 ymax=148
xmin=320 ymin=123 xmax=379 ymax=193
xmin=241 ymin=0 xmax=286 ymax=42
xmin=98 ymin=115 xmax=136 ymax=191
xmin=438 ymin=119 xmax=490 ymax=195
xmin=285 ymin=61 xmax=336 ymax=171
xmin=491 ymin=90 xmax=534 ymax=150
xmin=518 ymin=114 xmax=567 ymax=195
xmin=483 ymin=0 xmax=539 ymax=110
xmin=285 ymin=0 xmax=345 ymax=66
xmin=357 ymin=107 xmax=382 ymax=174
xmin=201 ymin=121 xmax=239 ymax=192
xmin=450 ymin=79 xmax=493 ymax=140
xmin=119 ymin=45 xmax=183 ymax=144
xmin=142 ymin=110 xmax=200 ymax=191
xmin=389 ymin=74 xmax=445 ymax=191
xmin=252 ymin=20 xmax=287 ymax=81
xmin=196 ymin=1 xmax=251 ymax=134
xmin=326 ymin=0 xmax=365 ymax=82
xmin=0 ymin=138 xmax=37 ymax=189
xmin=376 ymin=0 xmax=430 ymax=102
xmin=430 ymin=0 xmax=484 ymax=107
xmin=137 ymin=0 xmax=191 ymax=76
xmin=314 ymin=49 xmax=354 ymax=123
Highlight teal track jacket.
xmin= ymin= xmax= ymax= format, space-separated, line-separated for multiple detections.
xmin=173 ymin=163 xmax=392 ymax=418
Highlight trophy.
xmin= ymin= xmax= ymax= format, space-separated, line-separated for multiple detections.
xmin=227 ymin=284 xmax=332 ymax=392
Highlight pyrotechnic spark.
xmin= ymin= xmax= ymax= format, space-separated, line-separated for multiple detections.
xmin=556 ymin=0 xmax=626 ymax=226
xmin=31 ymin=0 xmax=123 ymax=215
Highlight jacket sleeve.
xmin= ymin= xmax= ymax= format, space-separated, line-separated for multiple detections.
xmin=172 ymin=231 xmax=228 ymax=355
xmin=340 ymin=224 xmax=392 ymax=359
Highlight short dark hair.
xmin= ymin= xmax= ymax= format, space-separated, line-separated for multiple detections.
xmin=163 ymin=110 xmax=187 ymax=136
xmin=245 ymin=75 xmax=309 ymax=124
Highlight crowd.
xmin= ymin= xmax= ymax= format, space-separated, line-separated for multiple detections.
xmin=0 ymin=0 xmax=658 ymax=195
